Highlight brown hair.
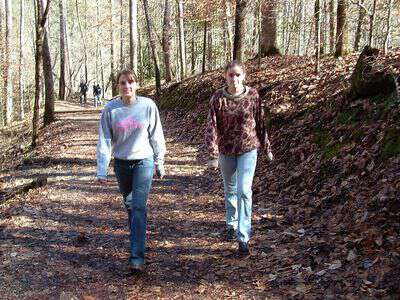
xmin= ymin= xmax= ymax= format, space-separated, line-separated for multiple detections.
xmin=116 ymin=69 xmax=138 ymax=84
xmin=224 ymin=60 xmax=246 ymax=73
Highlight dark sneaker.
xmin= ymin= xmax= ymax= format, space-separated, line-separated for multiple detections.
xmin=238 ymin=242 xmax=250 ymax=255
xmin=128 ymin=263 xmax=145 ymax=273
xmin=226 ymin=228 xmax=236 ymax=241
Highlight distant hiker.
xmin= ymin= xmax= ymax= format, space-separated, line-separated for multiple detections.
xmin=204 ymin=60 xmax=274 ymax=256
xmin=96 ymin=69 xmax=166 ymax=272
xmin=79 ymin=82 xmax=88 ymax=105
xmin=93 ymin=83 xmax=102 ymax=107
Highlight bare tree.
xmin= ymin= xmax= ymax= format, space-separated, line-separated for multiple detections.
xmin=41 ymin=0 xmax=55 ymax=126
xmin=329 ymin=0 xmax=335 ymax=53
xmin=260 ymin=0 xmax=281 ymax=57
xmin=32 ymin=0 xmax=51 ymax=148
xmin=233 ymin=0 xmax=249 ymax=61
xmin=110 ymin=0 xmax=117 ymax=96
xmin=19 ymin=0 xmax=25 ymax=120
xmin=2 ymin=0 xmax=13 ymax=126
xmin=143 ymin=0 xmax=161 ymax=95
xmin=129 ymin=0 xmax=138 ymax=74
xmin=383 ymin=0 xmax=393 ymax=54
xmin=334 ymin=0 xmax=348 ymax=57
xmin=223 ymin=0 xmax=233 ymax=62
xmin=315 ymin=0 xmax=321 ymax=73
xmin=177 ymin=0 xmax=186 ymax=79
xmin=162 ymin=0 xmax=172 ymax=82
xmin=59 ymin=0 xmax=66 ymax=101
xmin=202 ymin=20 xmax=208 ymax=73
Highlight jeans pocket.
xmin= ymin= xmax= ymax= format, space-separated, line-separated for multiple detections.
xmin=138 ymin=156 xmax=154 ymax=168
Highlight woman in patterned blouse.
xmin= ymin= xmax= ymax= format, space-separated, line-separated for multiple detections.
xmin=205 ymin=60 xmax=273 ymax=255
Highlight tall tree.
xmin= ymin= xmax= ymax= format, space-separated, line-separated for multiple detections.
xmin=41 ymin=0 xmax=55 ymax=126
xmin=233 ymin=0 xmax=249 ymax=61
xmin=2 ymin=0 xmax=13 ymax=126
xmin=354 ymin=0 xmax=366 ymax=51
xmin=143 ymin=0 xmax=161 ymax=95
xmin=383 ymin=0 xmax=394 ymax=54
xmin=223 ymin=0 xmax=233 ymax=62
xmin=329 ymin=0 xmax=335 ymax=53
xmin=162 ymin=0 xmax=172 ymax=82
xmin=260 ymin=0 xmax=281 ymax=57
xmin=334 ymin=0 xmax=348 ymax=57
xmin=177 ymin=0 xmax=186 ymax=79
xmin=202 ymin=20 xmax=208 ymax=73
xmin=19 ymin=0 xmax=25 ymax=120
xmin=32 ymin=0 xmax=51 ymax=148
xmin=315 ymin=0 xmax=321 ymax=73
xmin=129 ymin=0 xmax=138 ymax=75
xmin=76 ymin=0 xmax=88 ymax=93
xmin=110 ymin=0 xmax=117 ymax=96
xmin=59 ymin=0 xmax=66 ymax=101
xmin=120 ymin=0 xmax=124 ymax=68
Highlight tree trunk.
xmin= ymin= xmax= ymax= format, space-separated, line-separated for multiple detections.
xmin=223 ymin=0 xmax=233 ymax=62
xmin=32 ymin=0 xmax=51 ymax=148
xmin=368 ymin=0 xmax=377 ymax=47
xmin=207 ymin=23 xmax=213 ymax=70
xmin=59 ymin=0 xmax=66 ymax=101
xmin=143 ymin=0 xmax=161 ymax=95
xmin=329 ymin=0 xmax=335 ymax=53
xmin=315 ymin=0 xmax=321 ymax=73
xmin=260 ymin=0 xmax=280 ymax=57
xmin=334 ymin=0 xmax=348 ymax=57
xmin=177 ymin=0 xmax=186 ymax=79
xmin=2 ymin=0 xmax=13 ymax=126
xmin=110 ymin=0 xmax=117 ymax=96
xmin=41 ymin=0 xmax=55 ymax=126
xmin=383 ymin=0 xmax=393 ymax=54
xmin=354 ymin=0 xmax=366 ymax=52
xmin=162 ymin=0 xmax=172 ymax=82
xmin=191 ymin=26 xmax=196 ymax=74
xmin=129 ymin=0 xmax=138 ymax=75
xmin=233 ymin=0 xmax=249 ymax=62
xmin=202 ymin=21 xmax=207 ymax=74
xmin=19 ymin=0 xmax=25 ymax=120
xmin=75 ymin=0 xmax=88 ymax=99
xmin=120 ymin=0 xmax=124 ymax=68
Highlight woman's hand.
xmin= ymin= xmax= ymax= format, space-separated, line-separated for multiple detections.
xmin=207 ymin=159 xmax=219 ymax=170
xmin=267 ymin=151 xmax=274 ymax=161
xmin=155 ymin=164 xmax=165 ymax=179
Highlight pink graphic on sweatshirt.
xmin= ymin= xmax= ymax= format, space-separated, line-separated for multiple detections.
xmin=116 ymin=116 xmax=144 ymax=134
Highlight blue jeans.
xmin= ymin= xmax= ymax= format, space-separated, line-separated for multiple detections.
xmin=219 ymin=149 xmax=257 ymax=243
xmin=113 ymin=156 xmax=154 ymax=265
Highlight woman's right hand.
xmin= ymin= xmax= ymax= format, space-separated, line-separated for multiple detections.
xmin=207 ymin=159 xmax=219 ymax=170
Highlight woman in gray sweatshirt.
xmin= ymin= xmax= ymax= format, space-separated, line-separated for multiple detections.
xmin=96 ymin=69 xmax=166 ymax=272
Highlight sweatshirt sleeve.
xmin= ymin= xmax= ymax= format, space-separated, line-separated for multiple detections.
xmin=205 ymin=95 xmax=219 ymax=159
xmin=96 ymin=108 xmax=113 ymax=178
xmin=254 ymin=90 xmax=272 ymax=153
xmin=148 ymin=104 xmax=166 ymax=166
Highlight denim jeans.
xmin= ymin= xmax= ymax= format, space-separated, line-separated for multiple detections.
xmin=113 ymin=156 xmax=154 ymax=265
xmin=219 ymin=149 xmax=257 ymax=243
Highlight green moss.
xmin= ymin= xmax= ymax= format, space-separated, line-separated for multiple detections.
xmin=381 ymin=128 xmax=400 ymax=159
xmin=337 ymin=105 xmax=362 ymax=124
xmin=322 ymin=143 xmax=345 ymax=160
xmin=314 ymin=130 xmax=330 ymax=148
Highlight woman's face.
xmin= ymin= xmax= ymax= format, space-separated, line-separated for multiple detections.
xmin=225 ymin=65 xmax=245 ymax=89
xmin=118 ymin=74 xmax=137 ymax=98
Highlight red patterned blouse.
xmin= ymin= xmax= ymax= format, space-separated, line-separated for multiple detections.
xmin=204 ymin=86 xmax=272 ymax=159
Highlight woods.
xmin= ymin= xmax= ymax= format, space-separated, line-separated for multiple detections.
xmin=0 ymin=0 xmax=399 ymax=135
xmin=0 ymin=0 xmax=400 ymax=298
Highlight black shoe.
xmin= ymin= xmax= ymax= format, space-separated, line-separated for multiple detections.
xmin=226 ymin=228 xmax=235 ymax=241
xmin=238 ymin=242 xmax=250 ymax=255
xmin=128 ymin=263 xmax=145 ymax=273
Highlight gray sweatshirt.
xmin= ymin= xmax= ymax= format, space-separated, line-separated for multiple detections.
xmin=96 ymin=96 xmax=166 ymax=178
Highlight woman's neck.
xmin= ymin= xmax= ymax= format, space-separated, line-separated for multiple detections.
xmin=227 ymin=85 xmax=245 ymax=96
xmin=121 ymin=95 xmax=136 ymax=104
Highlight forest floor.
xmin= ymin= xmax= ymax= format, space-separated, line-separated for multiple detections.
xmin=1 ymin=49 xmax=400 ymax=299
xmin=0 ymin=101 xmax=293 ymax=299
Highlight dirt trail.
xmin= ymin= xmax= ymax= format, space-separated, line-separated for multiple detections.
xmin=0 ymin=102 xmax=277 ymax=299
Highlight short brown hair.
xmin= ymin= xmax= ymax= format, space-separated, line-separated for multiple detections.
xmin=116 ymin=69 xmax=138 ymax=84
xmin=224 ymin=60 xmax=246 ymax=73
